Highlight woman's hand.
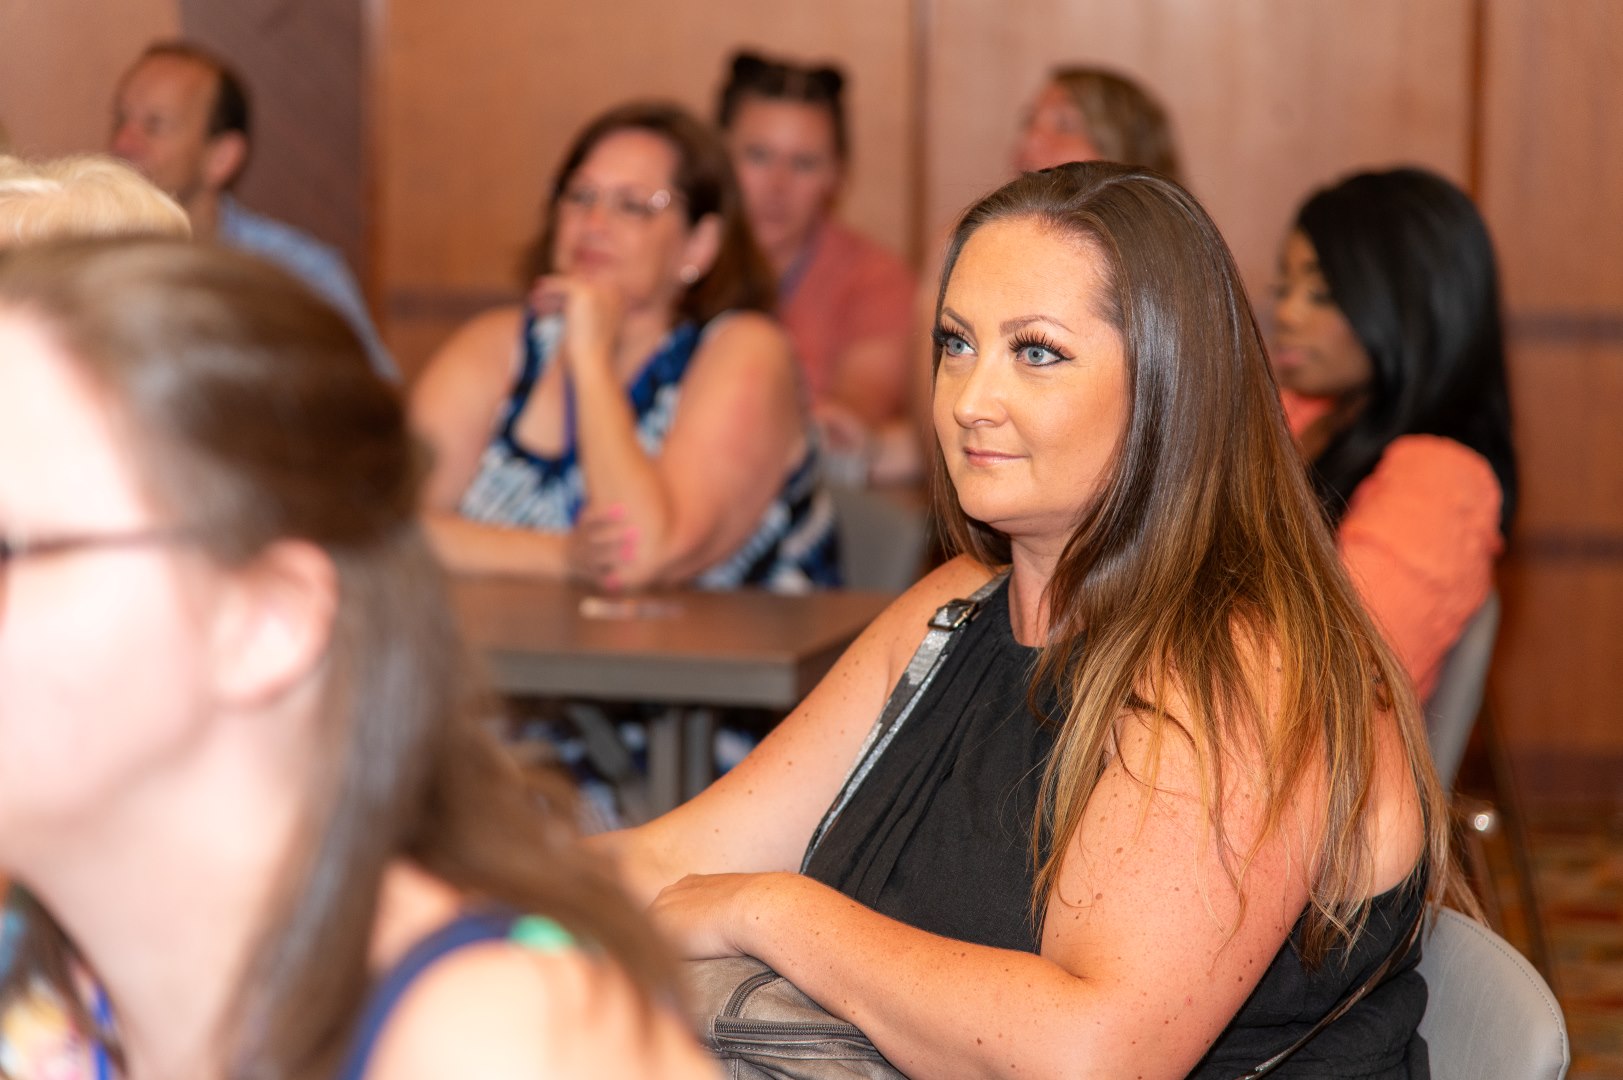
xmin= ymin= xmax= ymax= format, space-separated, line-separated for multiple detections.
xmin=531 ymin=275 xmax=623 ymax=375
xmin=648 ymin=871 xmax=790 ymax=960
xmin=568 ymin=502 xmax=639 ymax=590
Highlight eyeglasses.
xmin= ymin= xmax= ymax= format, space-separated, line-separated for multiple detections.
xmin=0 ymin=528 xmax=192 ymax=615
xmin=557 ymin=185 xmax=682 ymax=224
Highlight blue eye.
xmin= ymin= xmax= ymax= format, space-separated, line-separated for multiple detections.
xmin=932 ymin=327 xmax=973 ymax=357
xmin=1011 ymin=334 xmax=1071 ymax=366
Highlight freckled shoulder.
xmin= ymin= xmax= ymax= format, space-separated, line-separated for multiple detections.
xmin=863 ymin=554 xmax=1003 ymax=675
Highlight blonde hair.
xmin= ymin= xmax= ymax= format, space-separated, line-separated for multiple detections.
xmin=1048 ymin=68 xmax=1182 ymax=184
xmin=0 ymin=155 xmax=190 ymax=247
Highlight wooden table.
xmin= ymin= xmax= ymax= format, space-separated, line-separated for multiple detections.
xmin=452 ymin=576 xmax=895 ymax=813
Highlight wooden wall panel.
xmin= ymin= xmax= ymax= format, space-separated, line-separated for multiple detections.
xmin=1478 ymin=0 xmax=1623 ymax=803
xmin=0 ymin=0 xmax=368 ymax=285
xmin=374 ymin=0 xmax=915 ymax=378
xmin=1505 ymin=342 xmax=1623 ymax=536
xmin=0 ymin=0 xmax=180 ymax=158
xmin=920 ymin=0 xmax=1475 ymax=308
xmin=179 ymin=0 xmax=369 ymax=276
xmin=1479 ymin=0 xmax=1623 ymax=313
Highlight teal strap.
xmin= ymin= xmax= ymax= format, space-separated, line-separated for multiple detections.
xmin=509 ymin=915 xmax=574 ymax=954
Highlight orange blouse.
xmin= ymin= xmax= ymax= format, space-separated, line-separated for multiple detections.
xmin=1283 ymin=391 xmax=1504 ymax=698
xmin=779 ymin=219 xmax=916 ymax=411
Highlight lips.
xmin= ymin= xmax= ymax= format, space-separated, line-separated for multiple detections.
xmin=1271 ymin=345 xmax=1310 ymax=371
xmin=570 ymin=247 xmax=614 ymax=270
xmin=962 ymin=447 xmax=1022 ymax=466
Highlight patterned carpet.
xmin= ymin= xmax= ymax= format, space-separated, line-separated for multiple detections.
xmin=1464 ymin=791 xmax=1623 ymax=1079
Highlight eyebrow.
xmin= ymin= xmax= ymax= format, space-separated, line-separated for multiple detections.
xmin=999 ymin=313 xmax=1072 ymax=335
xmin=938 ymin=308 xmax=1074 ymax=335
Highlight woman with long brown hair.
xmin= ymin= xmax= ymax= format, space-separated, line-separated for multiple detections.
xmin=600 ymin=163 xmax=1458 ymax=1077
xmin=0 ymin=238 xmax=714 ymax=1079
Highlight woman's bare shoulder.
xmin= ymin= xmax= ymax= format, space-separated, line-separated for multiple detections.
xmin=862 ymin=554 xmax=1004 ymax=659
xmin=419 ymin=305 xmax=526 ymax=380
xmin=365 ymin=938 xmax=716 ymax=1080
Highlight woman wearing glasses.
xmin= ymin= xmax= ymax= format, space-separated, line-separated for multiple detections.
xmin=0 ymin=239 xmax=715 ymax=1078
xmin=412 ymin=102 xmax=839 ymax=593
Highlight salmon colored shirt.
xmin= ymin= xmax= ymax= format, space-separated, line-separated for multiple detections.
xmin=778 ymin=219 xmax=916 ymax=412
xmin=1282 ymin=390 xmax=1504 ymax=699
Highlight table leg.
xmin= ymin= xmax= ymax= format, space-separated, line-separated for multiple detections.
xmin=564 ymin=703 xmax=649 ymax=826
xmin=683 ymin=708 xmax=716 ymax=801
xmin=647 ymin=707 xmax=683 ymax=817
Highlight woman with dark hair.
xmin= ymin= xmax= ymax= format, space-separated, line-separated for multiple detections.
xmin=599 ymin=163 xmax=1460 ymax=1077
xmin=413 ymin=101 xmax=839 ymax=592
xmin=717 ymin=51 xmax=917 ymax=483
xmin=1273 ymin=167 xmax=1515 ymax=697
xmin=0 ymin=238 xmax=715 ymax=1079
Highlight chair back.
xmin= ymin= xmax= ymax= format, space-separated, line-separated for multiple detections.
xmin=1425 ymin=591 xmax=1501 ymax=789
xmin=1417 ymin=907 xmax=1569 ymax=1080
xmin=831 ymin=485 xmax=929 ymax=592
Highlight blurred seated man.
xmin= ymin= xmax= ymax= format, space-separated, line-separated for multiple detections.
xmin=108 ymin=40 xmax=396 ymax=380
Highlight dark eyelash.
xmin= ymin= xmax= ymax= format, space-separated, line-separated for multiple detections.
xmin=1009 ymin=331 xmax=1073 ymax=362
xmin=931 ymin=325 xmax=968 ymax=349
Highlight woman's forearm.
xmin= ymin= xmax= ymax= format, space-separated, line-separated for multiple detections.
xmin=735 ymin=875 xmax=1166 ymax=1080
xmin=423 ymin=511 xmax=572 ymax=578
xmin=568 ymin=358 xmax=685 ymax=583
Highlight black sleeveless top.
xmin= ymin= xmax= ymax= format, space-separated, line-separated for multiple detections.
xmin=804 ymin=579 xmax=1430 ymax=1078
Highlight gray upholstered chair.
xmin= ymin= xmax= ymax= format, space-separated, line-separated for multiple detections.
xmin=830 ymin=485 xmax=929 ymax=593
xmin=1424 ymin=591 xmax=1501 ymax=791
xmin=1417 ymin=907 xmax=1569 ymax=1080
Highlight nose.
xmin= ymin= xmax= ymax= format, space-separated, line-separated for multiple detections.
xmin=579 ymin=195 xmax=616 ymax=233
xmin=1273 ymin=284 xmax=1304 ymax=333
xmin=945 ymin=353 xmax=1007 ymax=429
xmin=110 ymin=121 xmax=142 ymax=162
xmin=760 ymin=160 xmax=793 ymax=198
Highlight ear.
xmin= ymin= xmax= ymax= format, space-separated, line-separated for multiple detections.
xmin=209 ymin=539 xmax=338 ymax=711
xmin=680 ymin=213 xmax=723 ymax=283
xmin=201 ymin=131 xmax=248 ymax=191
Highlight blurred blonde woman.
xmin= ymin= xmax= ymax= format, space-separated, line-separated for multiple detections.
xmin=868 ymin=66 xmax=1186 ymax=487
xmin=0 ymin=154 xmax=190 ymax=247
xmin=1012 ymin=66 xmax=1182 ymax=180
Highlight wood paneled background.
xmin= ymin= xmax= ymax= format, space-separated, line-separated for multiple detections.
xmin=1477 ymin=0 xmax=1623 ymax=802
xmin=0 ymin=0 xmax=365 ymax=273
xmin=3 ymin=0 xmax=1619 ymax=808
xmin=372 ymin=0 xmax=916 ymax=376
xmin=920 ymin=0 xmax=1476 ymax=310
xmin=0 ymin=0 xmax=179 ymax=156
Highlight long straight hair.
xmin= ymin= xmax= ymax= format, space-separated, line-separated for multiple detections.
xmin=0 ymin=239 xmax=678 ymax=1080
xmin=930 ymin=163 xmax=1458 ymax=964
xmin=1295 ymin=167 xmax=1517 ymax=533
